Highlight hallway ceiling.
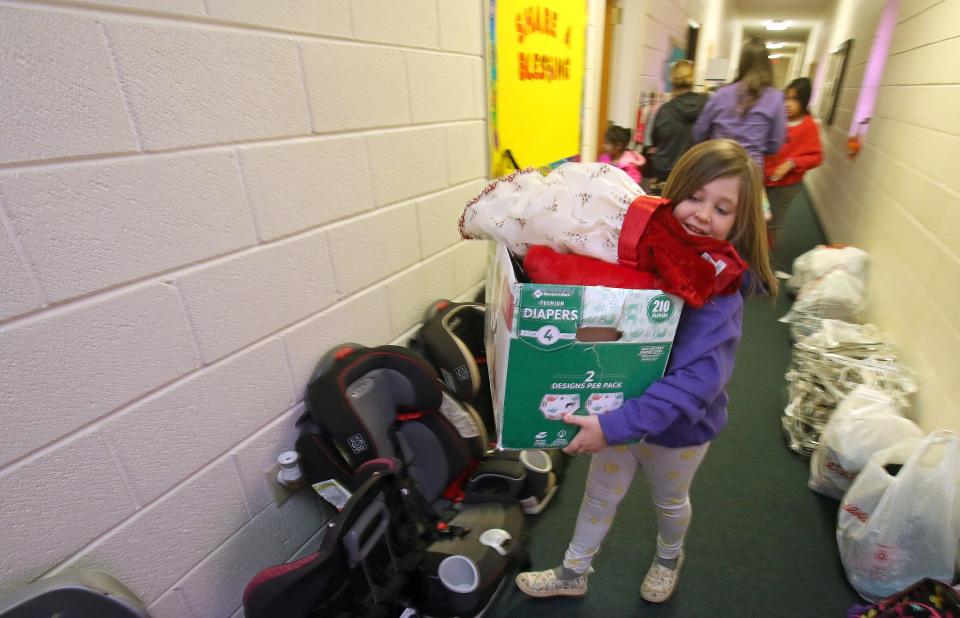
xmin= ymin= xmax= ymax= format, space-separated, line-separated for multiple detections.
xmin=742 ymin=24 xmax=811 ymax=44
xmin=731 ymin=0 xmax=833 ymax=20
xmin=732 ymin=0 xmax=832 ymax=45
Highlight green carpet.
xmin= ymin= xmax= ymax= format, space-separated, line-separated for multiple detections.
xmin=488 ymin=188 xmax=862 ymax=616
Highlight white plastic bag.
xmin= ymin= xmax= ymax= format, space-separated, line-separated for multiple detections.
xmin=837 ymin=430 xmax=960 ymax=602
xmin=788 ymin=245 xmax=868 ymax=293
xmin=783 ymin=268 xmax=866 ymax=331
xmin=809 ymin=385 xmax=923 ymax=500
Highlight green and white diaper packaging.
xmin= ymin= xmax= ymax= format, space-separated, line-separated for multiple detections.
xmin=485 ymin=244 xmax=683 ymax=449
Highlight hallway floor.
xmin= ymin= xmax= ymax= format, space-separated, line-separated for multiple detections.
xmin=488 ymin=188 xmax=863 ymax=616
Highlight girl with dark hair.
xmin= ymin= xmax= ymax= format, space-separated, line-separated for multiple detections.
xmin=599 ymin=124 xmax=644 ymax=184
xmin=763 ymin=77 xmax=823 ymax=240
xmin=692 ymin=37 xmax=787 ymax=167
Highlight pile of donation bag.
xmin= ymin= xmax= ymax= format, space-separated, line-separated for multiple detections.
xmin=780 ymin=245 xmax=959 ymax=603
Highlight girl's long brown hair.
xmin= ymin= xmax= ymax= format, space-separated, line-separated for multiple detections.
xmin=662 ymin=139 xmax=778 ymax=298
xmin=734 ymin=37 xmax=774 ymax=115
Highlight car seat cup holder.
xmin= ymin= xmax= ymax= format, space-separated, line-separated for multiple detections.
xmin=517 ymin=450 xmax=559 ymax=515
xmin=437 ymin=555 xmax=480 ymax=594
xmin=478 ymin=528 xmax=512 ymax=557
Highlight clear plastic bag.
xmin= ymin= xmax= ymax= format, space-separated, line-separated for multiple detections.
xmin=837 ymin=431 xmax=960 ymax=602
xmin=781 ymin=321 xmax=916 ymax=456
xmin=809 ymin=385 xmax=923 ymax=500
xmin=781 ymin=269 xmax=866 ymax=339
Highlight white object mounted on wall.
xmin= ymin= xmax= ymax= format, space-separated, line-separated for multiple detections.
xmin=276 ymin=450 xmax=304 ymax=489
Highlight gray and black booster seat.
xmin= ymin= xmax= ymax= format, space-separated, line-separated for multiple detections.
xmin=412 ymin=299 xmax=567 ymax=514
xmin=244 ymin=458 xmax=418 ymax=618
xmin=303 ymin=344 xmax=527 ymax=617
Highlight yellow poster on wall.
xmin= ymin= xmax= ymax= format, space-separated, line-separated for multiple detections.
xmin=489 ymin=2 xmax=587 ymax=177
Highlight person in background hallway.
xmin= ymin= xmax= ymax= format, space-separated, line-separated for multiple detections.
xmin=763 ymin=77 xmax=823 ymax=242
xmin=599 ymin=125 xmax=644 ymax=184
xmin=645 ymin=60 xmax=708 ymax=183
xmin=515 ymin=139 xmax=778 ymax=604
xmin=692 ymin=37 xmax=787 ymax=168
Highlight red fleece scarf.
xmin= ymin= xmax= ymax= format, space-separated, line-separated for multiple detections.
xmin=522 ymin=196 xmax=747 ymax=308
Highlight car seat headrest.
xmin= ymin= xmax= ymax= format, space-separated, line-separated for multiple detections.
xmin=416 ymin=300 xmax=485 ymax=401
xmin=306 ymin=344 xmax=443 ymax=468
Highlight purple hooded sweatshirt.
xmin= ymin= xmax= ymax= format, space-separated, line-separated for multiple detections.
xmin=598 ymin=288 xmax=743 ymax=448
xmin=693 ymin=82 xmax=787 ymax=166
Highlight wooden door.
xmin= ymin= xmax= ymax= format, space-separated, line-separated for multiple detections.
xmin=595 ymin=0 xmax=616 ymax=158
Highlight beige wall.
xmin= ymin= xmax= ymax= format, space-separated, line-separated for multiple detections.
xmin=605 ymin=0 xmax=723 ymax=132
xmin=805 ymin=0 xmax=960 ymax=433
xmin=0 ymin=1 xmax=488 ymax=616
xmin=582 ymin=0 xmax=612 ymax=162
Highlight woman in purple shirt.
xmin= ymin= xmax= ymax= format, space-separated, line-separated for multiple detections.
xmin=693 ymin=37 xmax=787 ymax=167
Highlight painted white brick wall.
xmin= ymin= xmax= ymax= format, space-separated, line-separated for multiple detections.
xmin=300 ymin=42 xmax=411 ymax=132
xmin=446 ymin=122 xmax=488 ymax=185
xmin=367 ymin=127 xmax=449 ymax=205
xmin=0 ymin=431 xmax=137 ymax=587
xmin=0 ymin=7 xmax=137 ymax=164
xmin=326 ymin=201 xmax=422 ymax=296
xmin=203 ymin=0 xmax=353 ymax=36
xmin=351 ymin=0 xmax=440 ymax=48
xmin=406 ymin=52 xmax=483 ymax=123
xmin=283 ymin=287 xmax=394 ymax=394
xmin=104 ymin=22 xmax=312 ymax=150
xmin=0 ymin=284 xmax=199 ymax=466
xmin=805 ymin=0 xmax=960 ymax=434
xmin=0 ymin=2 xmax=489 ymax=616
xmin=0 ymin=215 xmax=42 ymax=321
xmin=417 ymin=181 xmax=487 ymax=258
xmin=175 ymin=231 xmax=338 ymax=362
xmin=439 ymin=0 xmax=485 ymax=55
xmin=101 ymin=340 xmax=294 ymax=504
xmin=0 ymin=152 xmax=258 ymax=302
xmin=50 ymin=457 xmax=251 ymax=605
xmin=236 ymin=137 xmax=376 ymax=241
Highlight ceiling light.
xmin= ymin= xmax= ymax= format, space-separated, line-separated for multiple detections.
xmin=765 ymin=20 xmax=790 ymax=31
xmin=766 ymin=42 xmax=784 ymax=49
xmin=768 ymin=54 xmax=782 ymax=59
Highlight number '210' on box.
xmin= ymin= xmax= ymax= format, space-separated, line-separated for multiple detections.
xmin=485 ymin=244 xmax=683 ymax=450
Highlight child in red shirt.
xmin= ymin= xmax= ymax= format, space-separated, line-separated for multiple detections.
xmin=764 ymin=77 xmax=823 ymax=241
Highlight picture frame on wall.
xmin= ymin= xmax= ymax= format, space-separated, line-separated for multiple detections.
xmin=819 ymin=39 xmax=853 ymax=126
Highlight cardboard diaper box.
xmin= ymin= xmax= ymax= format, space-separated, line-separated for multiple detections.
xmin=485 ymin=244 xmax=683 ymax=450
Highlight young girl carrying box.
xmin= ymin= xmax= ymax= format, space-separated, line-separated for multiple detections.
xmin=515 ymin=139 xmax=778 ymax=603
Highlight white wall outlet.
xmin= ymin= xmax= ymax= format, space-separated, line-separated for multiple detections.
xmin=265 ymin=463 xmax=296 ymax=506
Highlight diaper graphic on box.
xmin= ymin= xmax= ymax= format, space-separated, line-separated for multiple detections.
xmin=580 ymin=288 xmax=623 ymax=327
xmin=539 ymin=394 xmax=581 ymax=420
xmin=586 ymin=392 xmax=624 ymax=415
xmin=486 ymin=244 xmax=683 ymax=449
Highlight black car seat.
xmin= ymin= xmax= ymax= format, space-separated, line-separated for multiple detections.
xmin=244 ymin=458 xmax=419 ymax=618
xmin=412 ymin=299 xmax=567 ymax=514
xmin=304 ymin=344 xmax=527 ymax=617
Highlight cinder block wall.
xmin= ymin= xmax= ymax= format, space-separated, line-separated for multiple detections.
xmin=0 ymin=1 xmax=487 ymax=616
xmin=805 ymin=0 xmax=960 ymax=433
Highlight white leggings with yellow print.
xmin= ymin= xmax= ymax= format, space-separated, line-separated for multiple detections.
xmin=563 ymin=441 xmax=710 ymax=573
